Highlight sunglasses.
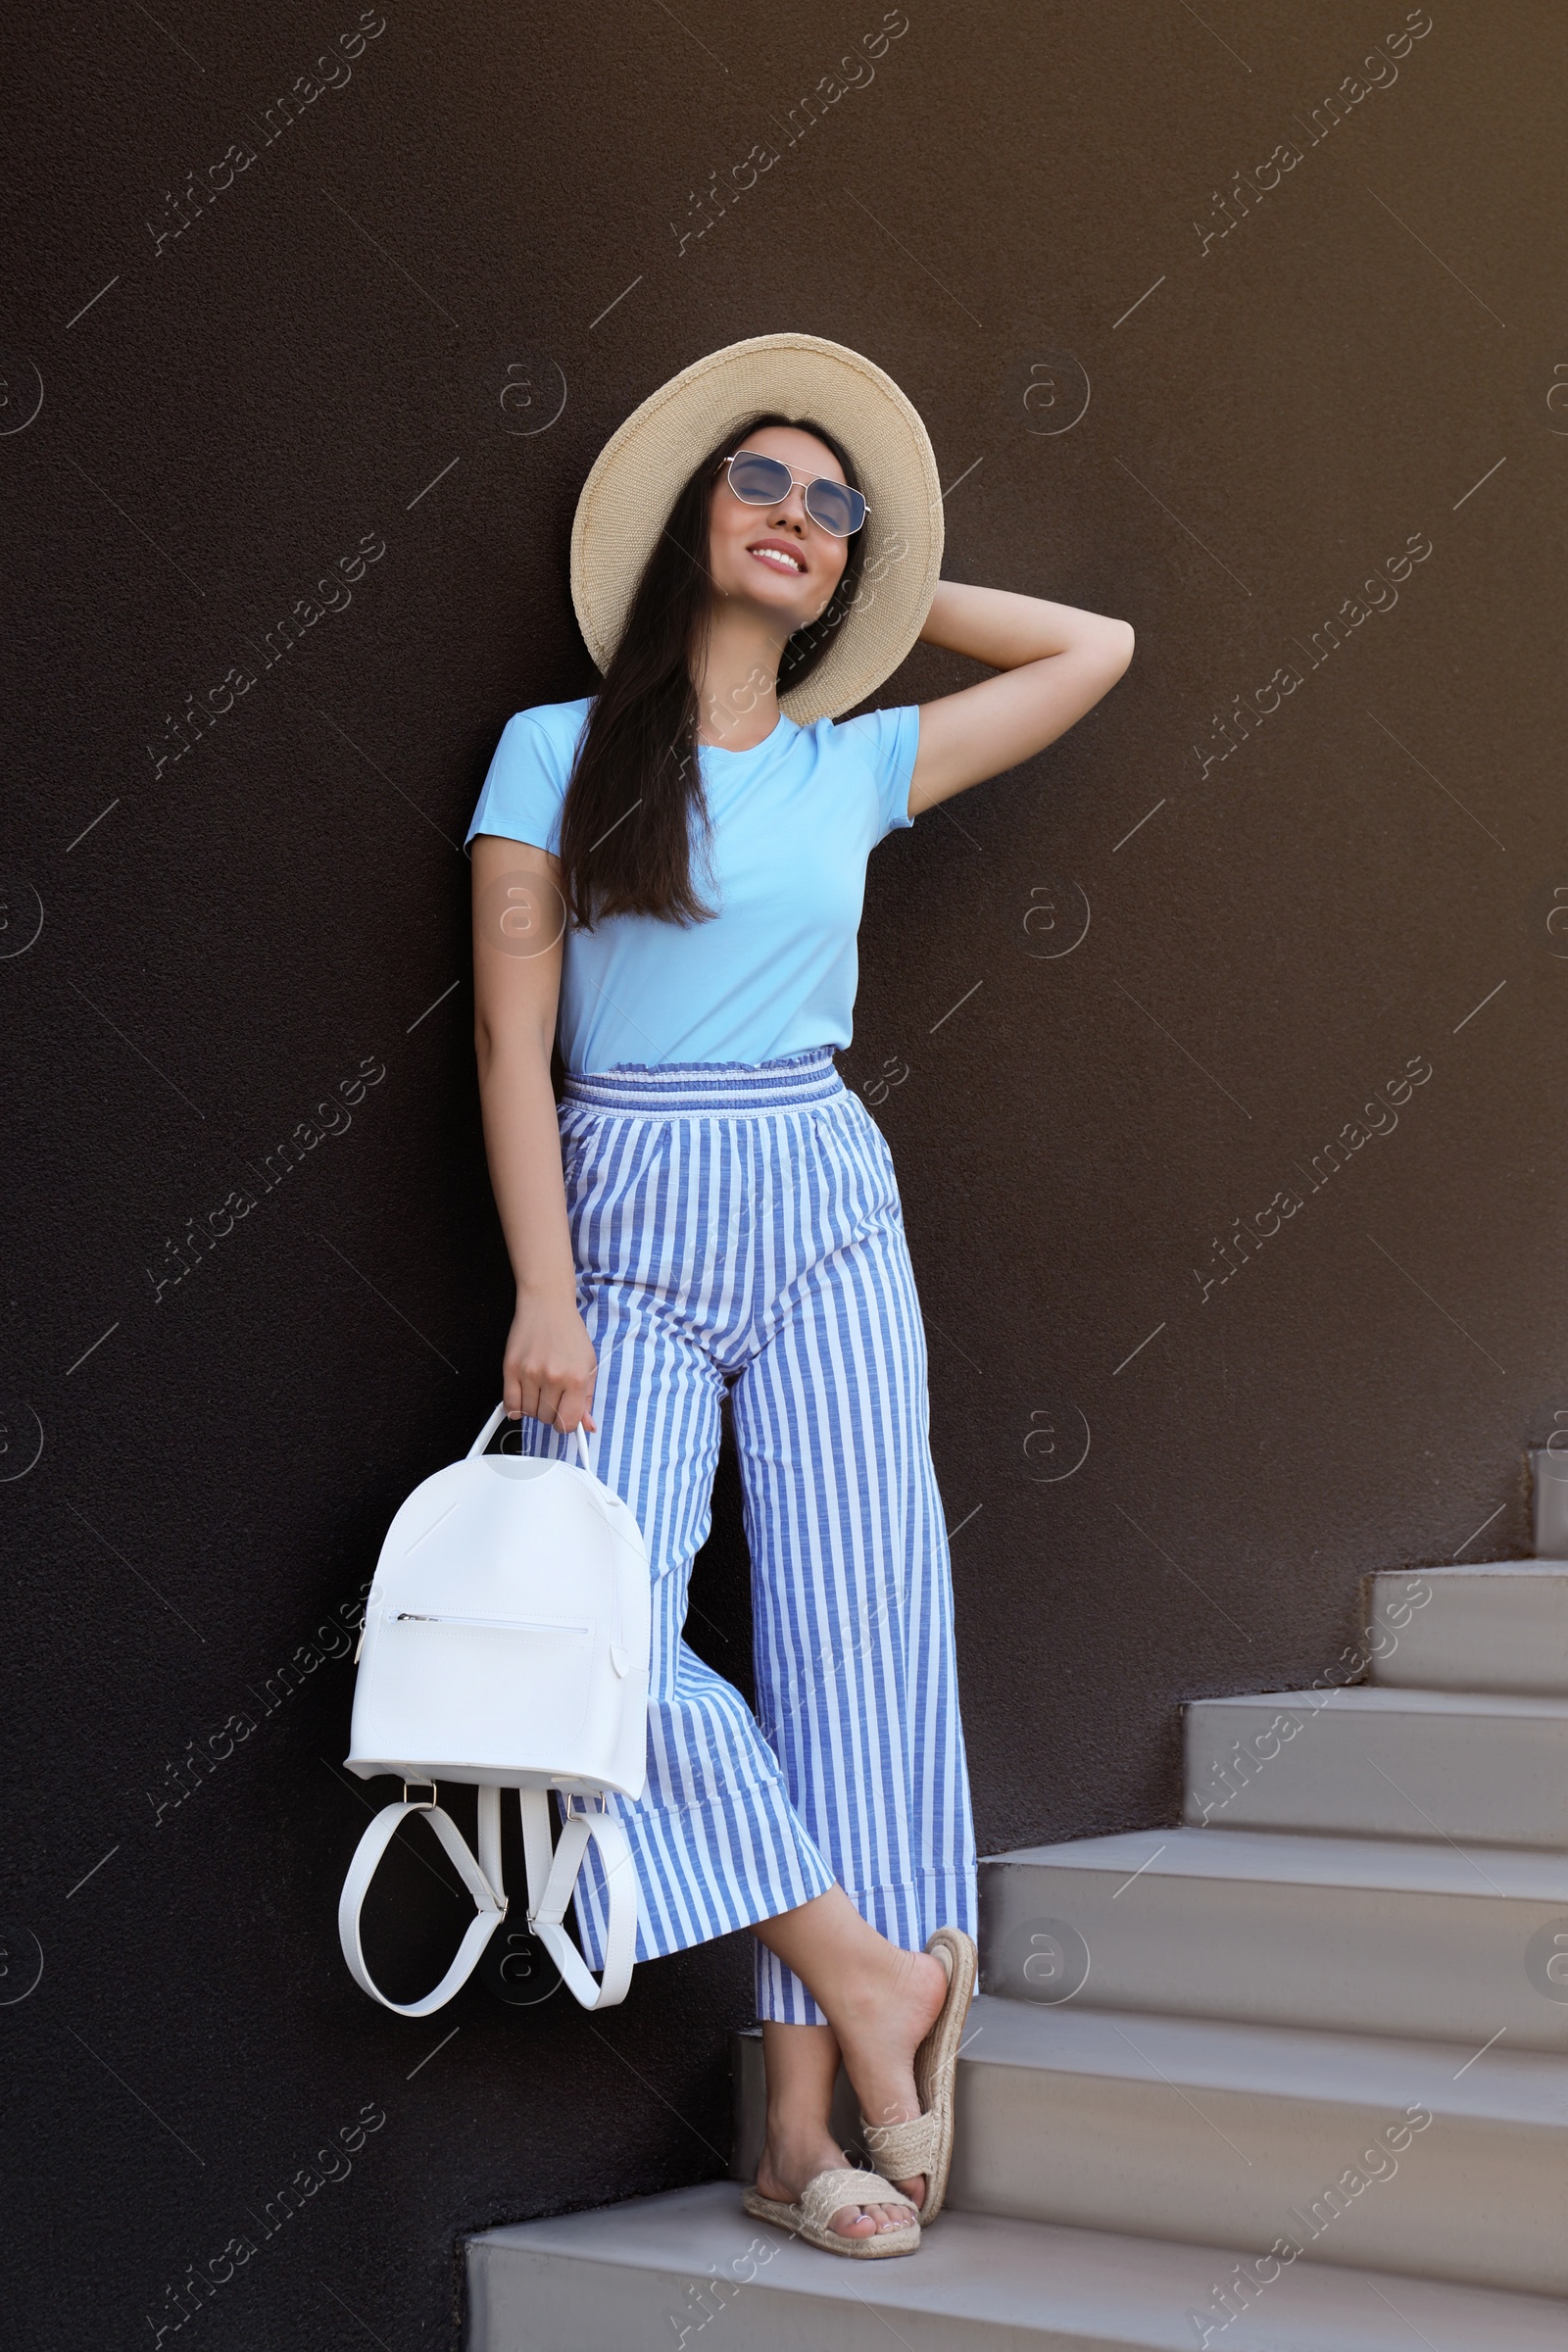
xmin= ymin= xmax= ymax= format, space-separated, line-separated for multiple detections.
xmin=717 ymin=448 xmax=869 ymax=539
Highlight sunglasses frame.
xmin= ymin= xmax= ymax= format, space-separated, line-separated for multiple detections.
xmin=715 ymin=448 xmax=870 ymax=540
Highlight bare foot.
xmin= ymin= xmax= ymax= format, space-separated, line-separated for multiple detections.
xmin=833 ymin=1946 xmax=949 ymax=2212
xmin=756 ymin=2123 xmax=918 ymax=2239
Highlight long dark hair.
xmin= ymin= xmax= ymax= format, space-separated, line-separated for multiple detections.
xmin=557 ymin=411 xmax=868 ymax=929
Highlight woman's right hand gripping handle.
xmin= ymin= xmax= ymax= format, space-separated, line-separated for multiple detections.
xmin=505 ymin=1284 xmax=599 ymax=1438
xmin=471 ymin=833 xmax=599 ymax=1441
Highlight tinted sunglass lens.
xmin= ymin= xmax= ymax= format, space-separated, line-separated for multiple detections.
xmin=727 ymin=452 xmax=795 ymax=504
xmin=804 ymin=480 xmax=864 ymax=537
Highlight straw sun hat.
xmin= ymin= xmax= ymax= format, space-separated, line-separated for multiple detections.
xmin=569 ymin=332 xmax=944 ymax=725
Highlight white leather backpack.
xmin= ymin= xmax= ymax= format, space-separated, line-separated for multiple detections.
xmin=337 ymin=1402 xmax=650 ymax=2016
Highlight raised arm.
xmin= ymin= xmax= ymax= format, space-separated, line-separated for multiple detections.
xmin=906 ymin=581 xmax=1135 ymax=816
xmin=470 ymin=833 xmax=599 ymax=1434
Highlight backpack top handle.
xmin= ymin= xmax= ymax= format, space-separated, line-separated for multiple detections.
xmin=467 ymin=1401 xmax=594 ymax=1472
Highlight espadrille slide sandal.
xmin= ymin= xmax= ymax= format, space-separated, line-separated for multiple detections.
xmin=859 ymin=1925 xmax=977 ymax=2227
xmin=741 ymin=2164 xmax=922 ymax=2257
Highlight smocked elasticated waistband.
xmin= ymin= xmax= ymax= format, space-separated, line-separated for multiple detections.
xmin=560 ymin=1047 xmax=847 ymax=1114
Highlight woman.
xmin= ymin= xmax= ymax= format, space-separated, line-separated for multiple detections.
xmin=467 ymin=335 xmax=1133 ymax=2258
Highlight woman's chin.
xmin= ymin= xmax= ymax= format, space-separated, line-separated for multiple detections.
xmin=728 ymin=597 xmax=817 ymax=635
xmin=715 ymin=543 xmax=822 ymax=600
xmin=721 ymin=577 xmax=815 ymax=630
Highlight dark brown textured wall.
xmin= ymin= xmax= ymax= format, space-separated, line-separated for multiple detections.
xmin=3 ymin=1 xmax=1563 ymax=2342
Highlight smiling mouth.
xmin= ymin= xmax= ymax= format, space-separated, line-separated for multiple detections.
xmin=748 ymin=545 xmax=807 ymax=575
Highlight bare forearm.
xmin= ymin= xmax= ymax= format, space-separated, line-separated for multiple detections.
xmin=475 ymin=1037 xmax=576 ymax=1299
xmin=906 ymin=577 xmax=1135 ymax=809
xmin=916 ymin=579 xmax=1131 ymax=671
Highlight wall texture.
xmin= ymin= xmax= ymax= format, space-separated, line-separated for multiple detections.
xmin=3 ymin=1 xmax=1563 ymax=2343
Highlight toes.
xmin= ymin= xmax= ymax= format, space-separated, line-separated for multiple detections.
xmin=871 ymin=2200 xmax=916 ymax=2231
xmin=830 ymin=2199 xmax=915 ymax=2236
xmin=830 ymin=2207 xmax=877 ymax=2238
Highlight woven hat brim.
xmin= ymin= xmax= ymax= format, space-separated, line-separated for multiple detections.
xmin=569 ymin=333 xmax=942 ymax=724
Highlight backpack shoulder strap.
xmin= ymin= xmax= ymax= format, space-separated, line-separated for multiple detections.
xmin=337 ymin=1782 xmax=638 ymax=2017
xmin=520 ymin=1788 xmax=636 ymax=2010
xmin=337 ymin=1787 xmax=507 ymax=2018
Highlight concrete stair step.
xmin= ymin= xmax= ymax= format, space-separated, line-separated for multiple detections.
xmin=733 ymin=1997 xmax=1568 ymax=2296
xmin=948 ymin=1996 xmax=1568 ymax=2294
xmin=1185 ymin=1685 xmax=1568 ymax=1847
xmin=1532 ymin=1449 xmax=1568 ymax=1559
xmin=978 ymin=1826 xmax=1568 ymax=2051
xmin=1367 ymin=1562 xmax=1568 ymax=1694
xmin=463 ymin=2180 xmax=1568 ymax=2350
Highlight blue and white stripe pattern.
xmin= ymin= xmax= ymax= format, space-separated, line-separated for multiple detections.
xmin=513 ymin=1046 xmax=977 ymax=2023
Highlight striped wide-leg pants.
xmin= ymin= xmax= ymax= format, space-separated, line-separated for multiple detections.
xmin=513 ymin=1046 xmax=977 ymax=2024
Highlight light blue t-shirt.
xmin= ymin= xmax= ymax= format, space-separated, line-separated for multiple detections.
xmin=466 ymin=697 xmax=920 ymax=1075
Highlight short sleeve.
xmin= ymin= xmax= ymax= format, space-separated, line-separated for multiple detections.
xmin=836 ymin=704 xmax=920 ymax=842
xmin=465 ymin=707 xmax=578 ymax=855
